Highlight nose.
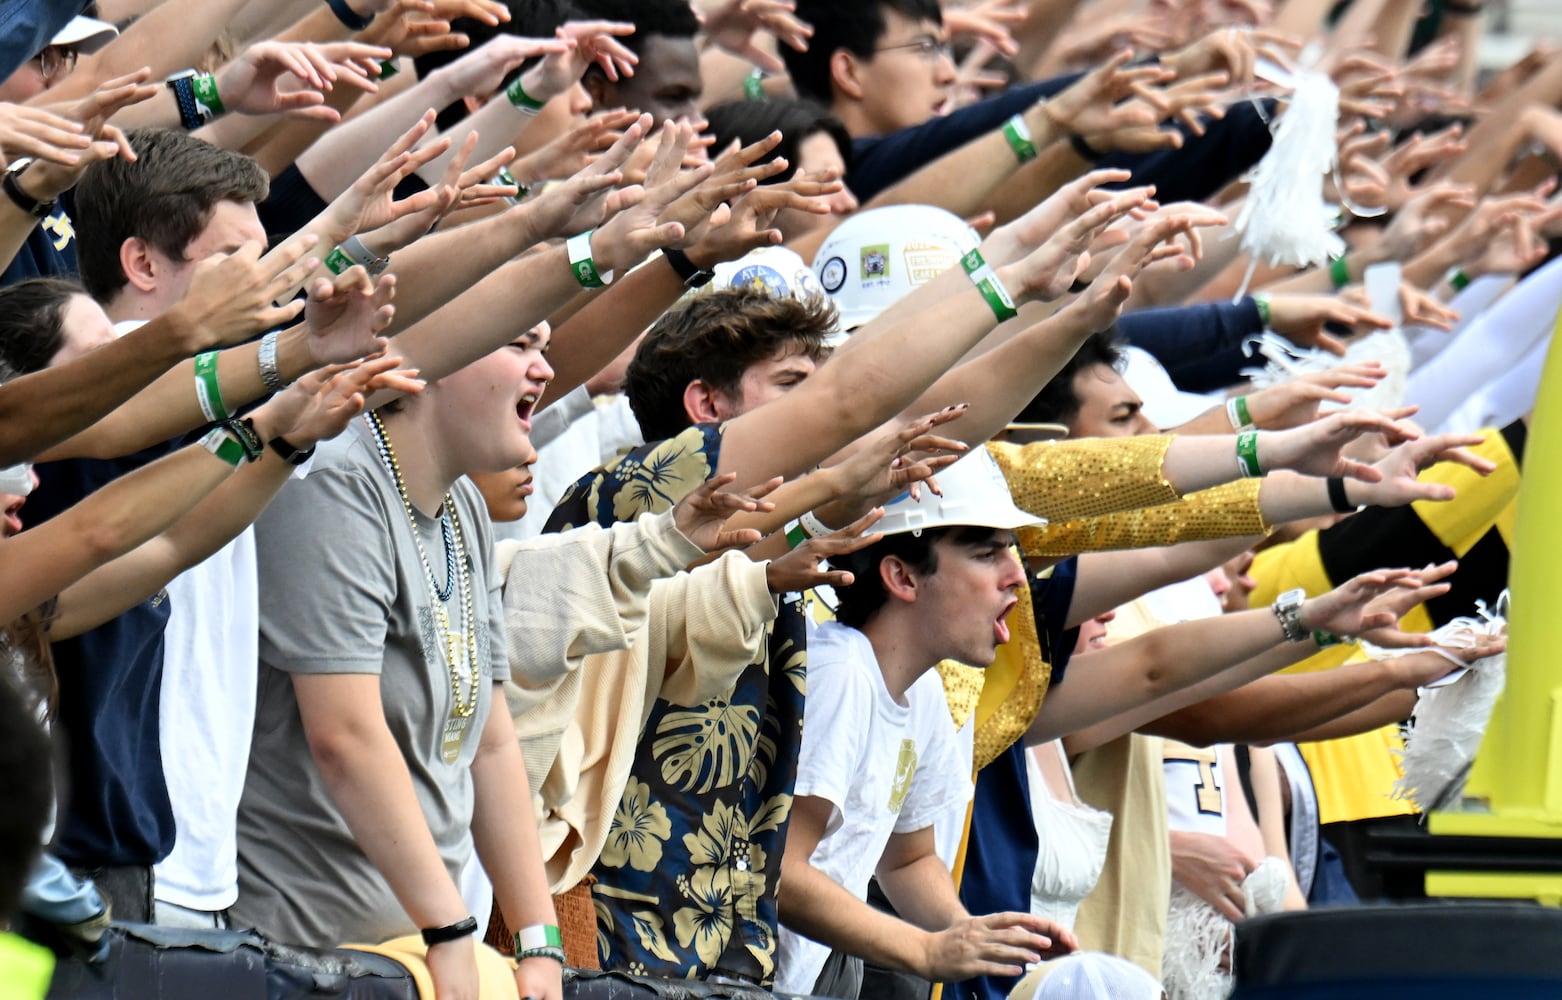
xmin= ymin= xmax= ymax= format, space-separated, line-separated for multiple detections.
xmin=999 ymin=548 xmax=1027 ymax=590
xmin=531 ymin=352 xmax=556 ymax=384
xmin=568 ymin=82 xmax=593 ymax=116
xmin=934 ymin=50 xmax=958 ymax=86
xmin=830 ymin=185 xmax=860 ymax=215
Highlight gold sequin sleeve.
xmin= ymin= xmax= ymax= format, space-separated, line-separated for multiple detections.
xmin=1018 ymin=478 xmax=1270 ymax=557
xmin=988 ymin=436 xmax=1180 ymax=522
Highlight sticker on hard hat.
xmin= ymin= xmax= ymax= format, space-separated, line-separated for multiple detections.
xmin=904 ymin=241 xmax=960 ymax=286
xmin=860 ymin=244 xmax=891 ymax=284
xmin=729 ymin=264 xmax=789 ymax=297
xmin=820 ymin=256 xmax=847 ymax=293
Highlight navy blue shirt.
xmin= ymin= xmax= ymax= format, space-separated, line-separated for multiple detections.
xmin=30 ymin=444 xmax=179 ymax=869
xmin=1 ymin=192 xmax=80 ymax=287
xmin=955 ymin=557 xmax=1081 ymax=1000
xmin=1118 ymin=297 xmax=1265 ymax=394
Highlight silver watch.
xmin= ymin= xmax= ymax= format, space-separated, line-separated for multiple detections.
xmin=1272 ymin=587 xmax=1309 ymax=642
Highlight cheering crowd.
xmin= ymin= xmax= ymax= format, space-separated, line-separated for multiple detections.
xmin=0 ymin=0 xmax=1548 ymax=997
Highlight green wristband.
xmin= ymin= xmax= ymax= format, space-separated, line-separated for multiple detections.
xmin=1235 ymin=430 xmax=1262 ymax=478
xmin=1329 ymin=254 xmax=1350 ymax=290
xmin=786 ymin=523 xmax=808 ymax=549
xmin=377 ymin=58 xmax=400 ymax=79
xmin=566 ymin=230 xmax=611 ymax=288
xmin=200 ymin=427 xmax=245 ymax=467
xmin=1448 ymin=268 xmax=1472 ymax=292
xmin=959 ymin=247 xmax=1019 ymax=323
xmin=194 ymin=351 xmax=228 ymax=422
xmin=505 ymin=76 xmax=545 ymax=113
xmin=1002 ymin=115 xmax=1038 ymax=164
xmin=1252 ymin=292 xmax=1272 ymax=327
xmin=324 ymin=246 xmax=353 ymax=275
xmin=1313 ymin=629 xmax=1343 ymax=647
xmin=1227 ymin=394 xmax=1253 ymax=432
xmin=744 ymin=69 xmax=766 ymax=101
xmin=191 ymin=72 xmax=225 ymax=117
xmin=515 ymin=924 xmax=564 ymax=952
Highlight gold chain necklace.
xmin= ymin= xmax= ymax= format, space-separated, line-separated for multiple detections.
xmin=364 ymin=411 xmax=480 ymax=724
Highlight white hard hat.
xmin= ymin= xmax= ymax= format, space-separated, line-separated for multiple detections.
xmin=51 ymin=16 xmax=117 ymax=54
xmin=1026 ymin=952 xmax=1164 ymax=1000
xmin=707 ymin=246 xmax=824 ymax=302
xmin=813 ymin=204 xmax=980 ymax=333
xmin=874 ymin=447 xmax=1044 ymax=538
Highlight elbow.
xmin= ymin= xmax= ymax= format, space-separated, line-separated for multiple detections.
xmin=304 ymin=721 xmax=382 ymax=782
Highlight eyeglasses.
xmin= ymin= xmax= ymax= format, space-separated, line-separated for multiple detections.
xmin=874 ymin=36 xmax=954 ymax=62
xmin=34 ymin=45 xmax=79 ymax=85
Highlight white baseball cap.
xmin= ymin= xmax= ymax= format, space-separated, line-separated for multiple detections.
xmin=874 ymin=447 xmax=1044 ymax=538
xmin=50 ymin=16 xmax=118 ymax=54
xmin=813 ymin=204 xmax=980 ymax=334
xmin=1025 ymin=953 xmax=1165 ymax=1000
xmin=704 ymin=246 xmax=825 ymax=302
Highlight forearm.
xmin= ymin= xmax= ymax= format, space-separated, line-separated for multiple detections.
xmin=471 ymin=692 xmax=557 ymax=928
xmin=986 ymin=141 xmax=1087 ymax=227
xmin=867 ymin=108 xmax=1061 ymax=219
xmin=0 ymin=315 xmax=196 ymax=466
xmin=876 ymin=846 xmax=966 ymax=932
xmin=1014 ymin=0 xmax=1091 ymax=80
xmin=545 ymin=256 xmax=684 ymax=400
xmin=298 ymin=75 xmax=461 ymax=203
xmin=1270 ymin=0 xmax=1338 ymax=39
xmin=243 ymin=82 xmax=369 ymax=177
xmin=1284 ymin=688 xmax=1417 ymax=743
xmin=778 ymin=858 xmax=932 ymax=979
xmin=45 ymin=0 xmax=250 ymax=101
xmin=49 ymin=445 xmax=296 ymax=638
xmin=1434 ymin=54 xmax=1562 ymax=195
xmin=1067 ymin=535 xmax=1261 ymax=626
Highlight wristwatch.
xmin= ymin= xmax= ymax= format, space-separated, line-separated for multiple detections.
xmin=267 ymin=435 xmax=316 ymax=466
xmin=663 ymin=247 xmax=715 ymax=289
xmin=2 ymin=159 xmax=56 ymax=219
xmin=1272 ymin=588 xmax=1309 ymax=642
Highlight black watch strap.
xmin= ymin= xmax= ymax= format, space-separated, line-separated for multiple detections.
xmin=421 ymin=915 xmax=479 ymax=947
xmin=268 ymin=435 xmax=316 ymax=466
xmin=663 ymin=248 xmax=715 ymax=288
xmin=325 ymin=0 xmax=374 ymax=30
xmin=3 ymin=163 xmax=55 ymax=219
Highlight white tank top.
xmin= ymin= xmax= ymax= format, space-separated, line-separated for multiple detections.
xmin=1027 ymin=741 xmax=1113 ymax=932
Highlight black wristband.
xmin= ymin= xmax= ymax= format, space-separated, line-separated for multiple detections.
xmin=325 ymin=0 xmax=374 ymax=30
xmin=663 ymin=247 xmax=715 ymax=288
xmin=220 ymin=417 xmax=265 ymax=463
xmin=1068 ymin=132 xmax=1102 ymax=162
xmin=166 ymin=72 xmax=205 ymax=131
xmin=1442 ymin=1 xmax=1483 ymax=15
xmin=421 ymin=915 xmax=479 ymax=947
xmin=1326 ymin=476 xmax=1357 ymax=514
xmin=267 ymin=435 xmax=316 ymax=466
xmin=2 ymin=164 xmax=55 ymax=219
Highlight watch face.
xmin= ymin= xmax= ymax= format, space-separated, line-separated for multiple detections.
xmin=1279 ymin=588 xmax=1306 ymax=607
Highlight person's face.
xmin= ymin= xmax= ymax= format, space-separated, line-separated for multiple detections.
xmin=1072 ymin=610 xmax=1116 ymax=654
xmin=142 ymin=200 xmax=267 ymax=311
xmin=470 ymin=445 xmax=540 ymax=524
xmin=1068 ymin=364 xmax=1158 ymax=438
xmin=773 ymin=131 xmax=859 ymax=241
xmin=847 ymin=10 xmax=956 ymax=134
xmin=439 ymin=322 xmax=554 ymax=475
xmin=0 ymin=45 xmax=76 ymax=103
xmin=0 ymin=467 xmax=39 ymax=537
xmin=590 ymin=35 xmax=704 ymax=126
xmin=50 ymin=294 xmax=119 ymax=366
xmin=915 ymin=531 xmax=1028 ymax=667
xmin=712 ymin=344 xmax=819 ymax=420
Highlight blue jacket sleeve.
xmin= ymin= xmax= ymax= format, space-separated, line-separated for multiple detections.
xmin=1118 ymin=297 xmax=1264 ymax=393
xmin=0 ymin=0 xmax=83 ymax=79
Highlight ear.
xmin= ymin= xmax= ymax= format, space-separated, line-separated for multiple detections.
xmin=119 ymin=237 xmax=159 ymax=294
xmin=682 ymin=379 xmax=725 ymax=426
xmin=830 ymin=48 xmax=866 ymax=102
xmin=878 ymin=553 xmax=920 ymax=605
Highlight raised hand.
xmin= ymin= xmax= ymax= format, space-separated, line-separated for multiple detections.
xmin=358 ymin=131 xmax=507 ymax=255
xmin=764 ymin=508 xmax=884 ymax=594
xmin=1264 ymin=293 xmax=1393 ymax=355
xmin=1373 ymin=181 xmax=1475 ymax=263
xmin=659 ymin=130 xmax=787 ymax=249
xmin=1042 ymin=50 xmax=1174 ymax=140
xmin=1353 ymin=562 xmax=1463 ymax=649
xmin=21 ymin=71 xmax=158 ymax=200
xmin=321 ymin=111 xmax=454 ymax=244
xmin=1258 ymin=410 xmax=1420 ymax=480
xmin=305 ymin=266 xmax=397 ymax=366
xmin=815 ymin=405 xmax=971 ymax=526
xmin=588 ymin=121 xmax=714 ymax=276
xmin=1381 ymin=125 xmax=1467 ymax=212
xmin=1298 ymin=568 xmax=1427 ymax=641
xmin=981 ymin=168 xmax=1134 ymax=266
xmin=687 ymin=167 xmax=845 ymax=265
xmin=943 ymin=0 xmax=1025 ymax=57
xmin=1240 ymin=364 xmax=1386 ymax=430
xmin=1349 ymin=432 xmax=1493 ymax=508
xmin=511 ymin=109 xmax=639 ymax=186
xmin=524 ymin=20 xmax=639 ymax=97
xmin=671 ymin=472 xmax=777 ymax=553
xmin=520 ymin=113 xmax=648 ymax=242
xmin=261 ymin=353 xmax=423 ymax=449
xmin=1051 ymin=203 xmax=1220 ymax=328
xmin=921 ymin=912 xmax=1076 ymax=980
xmin=0 ymin=102 xmax=89 ymax=170
xmin=429 ymin=33 xmax=573 ymax=104
xmin=169 ymin=238 xmax=322 ymax=350
xmin=699 ymin=0 xmax=813 ymax=74
xmin=216 ymin=40 xmax=394 ymax=122
xmin=994 ymin=186 xmax=1159 ymax=302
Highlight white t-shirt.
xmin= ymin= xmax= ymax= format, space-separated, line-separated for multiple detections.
xmin=776 ymin=622 xmax=972 ymax=995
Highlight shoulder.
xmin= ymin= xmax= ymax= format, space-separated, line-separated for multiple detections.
xmin=546 ymin=424 xmax=724 ymax=531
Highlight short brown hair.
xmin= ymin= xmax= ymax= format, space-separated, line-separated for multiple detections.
xmin=624 ymin=288 xmax=837 ymax=442
xmin=74 ymin=128 xmax=269 ymax=304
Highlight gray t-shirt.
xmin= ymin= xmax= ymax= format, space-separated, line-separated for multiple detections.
xmin=233 ymin=419 xmax=509 ymax=948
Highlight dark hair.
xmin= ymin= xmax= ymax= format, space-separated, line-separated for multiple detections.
xmin=414 ymin=0 xmax=579 ymax=132
xmin=0 ymin=278 xmax=83 ymax=375
xmin=784 ymin=0 xmax=943 ymax=104
xmin=702 ymin=99 xmax=853 ymax=183
xmin=624 ymin=287 xmax=836 ymax=441
xmin=834 ymin=525 xmax=995 ymax=627
xmin=1014 ymin=329 xmax=1125 ymax=426
xmin=0 ymin=672 xmax=52 ymax=920
xmin=74 ymin=128 xmax=269 ymax=304
xmin=572 ymin=0 xmax=699 ymax=44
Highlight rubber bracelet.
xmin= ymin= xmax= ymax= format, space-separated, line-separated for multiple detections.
xmin=515 ymin=924 xmax=563 ymax=952
xmin=1329 ymin=254 xmax=1350 ymax=290
xmin=785 ymin=523 xmax=808 ymax=549
xmin=194 ymin=351 xmax=228 ymax=422
xmin=325 ymin=0 xmax=374 ymax=31
xmin=1068 ymin=132 xmax=1101 ymax=162
xmin=1447 ymin=267 xmax=1472 ymax=292
xmin=258 ymin=330 xmax=286 ymax=393
xmin=958 ymin=248 xmax=1018 ymax=323
xmin=505 ymin=76 xmax=546 ymax=114
xmin=200 ymin=427 xmax=246 ymax=467
xmin=744 ymin=69 xmax=766 ymax=101
xmin=324 ymin=246 xmax=353 ymax=276
xmin=1235 ymin=430 xmax=1262 ymax=478
xmin=1313 ymin=629 xmax=1344 ymax=647
xmin=1226 ymin=395 xmax=1254 ymax=432
xmin=421 ymin=915 xmax=479 ymax=947
xmin=377 ymin=58 xmax=400 ymax=79
xmin=1326 ymin=476 xmax=1357 ymax=514
xmin=1002 ymin=114 xmax=1038 ymax=164
xmin=191 ymin=72 xmax=224 ymax=118
xmin=167 ymin=73 xmax=204 ymax=131
xmin=221 ymin=417 xmax=265 ymax=462
xmin=516 ymin=946 xmax=566 ymax=965
xmin=1252 ymin=292 xmax=1272 ymax=327
xmin=566 ymin=230 xmax=612 ymax=287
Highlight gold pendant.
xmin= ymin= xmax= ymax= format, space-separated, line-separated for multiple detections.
xmin=441 ymin=714 xmax=471 ymax=764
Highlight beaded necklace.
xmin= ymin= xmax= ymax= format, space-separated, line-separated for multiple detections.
xmin=363 ymin=411 xmax=481 ymax=761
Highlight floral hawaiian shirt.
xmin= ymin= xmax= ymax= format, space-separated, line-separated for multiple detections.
xmin=544 ymin=423 xmax=808 ymax=985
